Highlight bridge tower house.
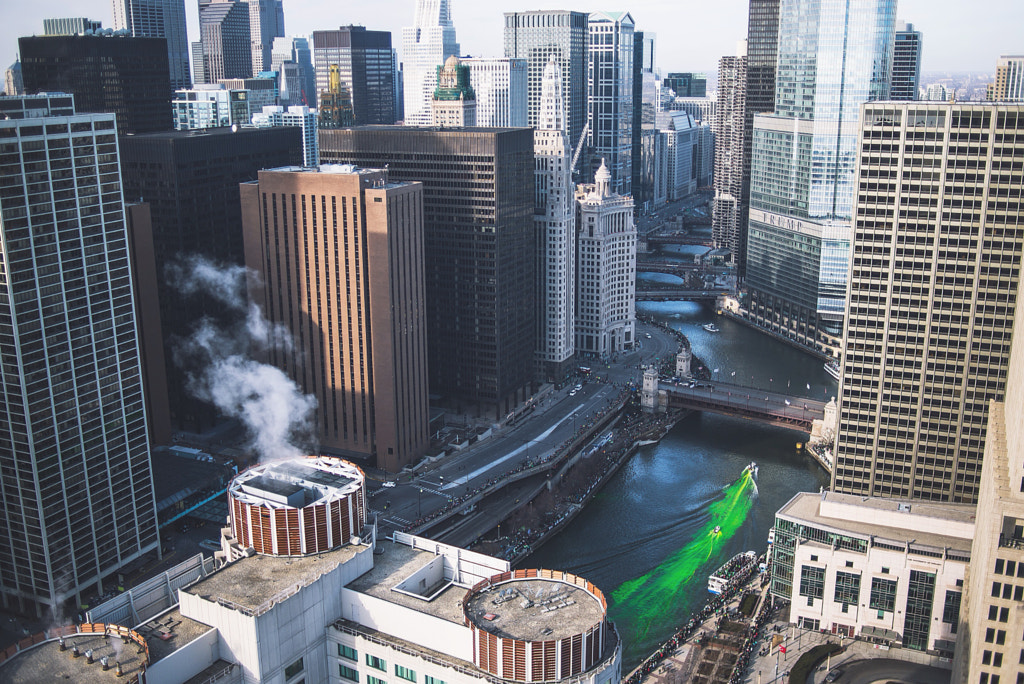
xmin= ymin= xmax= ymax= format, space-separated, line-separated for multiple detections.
xmin=641 ymin=367 xmax=662 ymax=413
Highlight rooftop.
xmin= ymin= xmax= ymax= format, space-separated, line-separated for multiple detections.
xmin=183 ymin=541 xmax=366 ymax=613
xmin=464 ymin=577 xmax=605 ymax=641
xmin=347 ymin=539 xmax=469 ymax=625
xmin=229 ymin=457 xmax=363 ymax=509
xmin=778 ymin=491 xmax=975 ymax=553
xmin=0 ymin=630 xmax=147 ymax=684
xmin=137 ymin=608 xmax=212 ymax=663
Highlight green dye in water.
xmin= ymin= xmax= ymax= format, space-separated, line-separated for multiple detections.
xmin=610 ymin=468 xmax=757 ymax=639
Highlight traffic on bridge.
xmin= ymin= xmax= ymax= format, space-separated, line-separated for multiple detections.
xmin=658 ymin=378 xmax=827 ymax=430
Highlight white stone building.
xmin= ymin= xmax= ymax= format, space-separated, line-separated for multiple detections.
xmin=772 ymin=491 xmax=972 ymax=657
xmin=252 ymin=104 xmax=319 ymax=166
xmin=534 ymin=56 xmax=576 ymax=381
xmin=575 ymin=160 xmax=636 ymax=357
xmin=462 ymin=57 xmax=528 ymax=128
xmin=401 ymin=0 xmax=460 ymax=126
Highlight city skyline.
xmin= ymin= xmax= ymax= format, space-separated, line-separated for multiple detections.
xmin=3 ymin=0 xmax=1021 ymax=79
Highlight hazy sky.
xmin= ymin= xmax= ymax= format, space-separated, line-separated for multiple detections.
xmin=3 ymin=0 xmax=1021 ymax=77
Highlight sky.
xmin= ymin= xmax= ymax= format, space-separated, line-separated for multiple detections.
xmin=2 ymin=0 xmax=1021 ymax=77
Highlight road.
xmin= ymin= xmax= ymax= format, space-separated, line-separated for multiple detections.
xmin=369 ymin=320 xmax=684 ymax=538
xmin=660 ymin=378 xmax=826 ymax=422
xmin=823 ymin=658 xmax=951 ymax=684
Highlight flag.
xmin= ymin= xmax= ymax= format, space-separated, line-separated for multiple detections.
xmin=779 ymin=645 xmax=787 ymax=654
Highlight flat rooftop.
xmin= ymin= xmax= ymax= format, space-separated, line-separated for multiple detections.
xmin=0 ymin=631 xmax=147 ymax=684
xmin=347 ymin=539 xmax=468 ymax=625
xmin=778 ymin=491 xmax=975 ymax=553
xmin=464 ymin=578 xmax=605 ymax=641
xmin=137 ymin=608 xmax=212 ymax=663
xmin=183 ymin=542 xmax=364 ymax=612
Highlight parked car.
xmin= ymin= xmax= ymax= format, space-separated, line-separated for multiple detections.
xmin=381 ymin=481 xmax=396 ymax=488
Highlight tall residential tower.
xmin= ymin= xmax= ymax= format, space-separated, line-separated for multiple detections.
xmin=890 ymin=22 xmax=923 ymax=101
xmin=0 ymin=94 xmax=159 ymax=615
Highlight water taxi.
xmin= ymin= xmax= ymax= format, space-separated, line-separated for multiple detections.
xmin=708 ymin=551 xmax=758 ymax=595
xmin=824 ymin=362 xmax=841 ymax=381
xmin=703 ymin=323 xmax=720 ymax=333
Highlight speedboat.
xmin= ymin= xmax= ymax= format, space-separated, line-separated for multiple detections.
xmin=712 ymin=525 xmax=722 ymax=535
xmin=824 ymin=362 xmax=841 ymax=381
xmin=703 ymin=323 xmax=720 ymax=333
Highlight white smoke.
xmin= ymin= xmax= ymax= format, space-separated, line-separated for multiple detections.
xmin=169 ymin=256 xmax=317 ymax=462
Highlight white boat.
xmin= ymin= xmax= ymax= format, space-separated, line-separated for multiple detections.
xmin=712 ymin=525 xmax=722 ymax=535
xmin=703 ymin=323 xmax=720 ymax=333
xmin=742 ymin=461 xmax=758 ymax=479
xmin=708 ymin=551 xmax=758 ymax=595
xmin=824 ymin=362 xmax=841 ymax=381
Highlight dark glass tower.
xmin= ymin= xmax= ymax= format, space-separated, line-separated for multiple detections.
xmin=320 ymin=127 xmax=535 ymax=419
xmin=198 ymin=0 xmax=251 ymax=82
xmin=312 ymin=26 xmax=395 ymax=125
xmin=18 ymin=34 xmax=172 ymax=133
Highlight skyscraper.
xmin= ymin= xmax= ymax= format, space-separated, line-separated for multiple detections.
xmin=118 ymin=126 xmax=303 ymax=430
xmin=272 ymin=35 xmax=314 ymax=107
xmin=534 ymin=56 xmax=576 ymax=381
xmin=990 ymin=55 xmax=1024 ymax=102
xmin=890 ymin=21 xmax=923 ymax=101
xmin=663 ymin=73 xmax=707 ymax=97
xmin=504 ymin=10 xmax=589 ymax=158
xmin=744 ymin=0 xmax=895 ymax=354
xmin=587 ymin=11 xmax=634 ymax=195
xmin=251 ymin=104 xmax=319 ymax=166
xmin=312 ymin=26 xmax=395 ymax=125
xmin=462 ymin=57 xmax=528 ymax=128
xmin=247 ymin=0 xmax=285 ymax=74
xmin=833 ymin=102 xmax=1024 ymax=504
xmin=401 ymin=0 xmax=459 ymax=126
xmin=19 ymin=34 xmax=173 ymax=133
xmin=3 ymin=58 xmax=23 ymax=96
xmin=431 ymin=56 xmax=476 ymax=127
xmin=631 ymin=30 xmax=655 ymax=207
xmin=241 ymin=166 xmax=429 ymax=472
xmin=320 ymin=126 xmax=535 ymax=418
xmin=575 ymin=160 xmax=636 ymax=356
xmin=198 ymin=0 xmax=252 ymax=83
xmin=712 ymin=49 xmax=749 ymax=266
xmin=112 ymin=0 xmax=190 ymax=90
xmin=0 ymin=94 xmax=159 ymax=615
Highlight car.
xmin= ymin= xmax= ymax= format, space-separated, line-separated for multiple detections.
xmin=381 ymin=481 xmax=396 ymax=488
xmin=574 ymin=384 xmax=583 ymax=391
xmin=569 ymin=390 xmax=577 ymax=396
xmin=645 ymin=333 xmax=652 ymax=338
xmin=198 ymin=539 xmax=221 ymax=552
xmin=824 ymin=668 xmax=844 ymax=682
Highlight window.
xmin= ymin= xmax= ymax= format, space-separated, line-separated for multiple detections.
xmin=366 ymin=655 xmax=387 ymax=672
xmin=338 ymin=644 xmax=358 ymax=661
xmin=340 ymin=665 xmax=359 ymax=682
xmin=395 ymin=665 xmax=416 ymax=682
xmin=943 ymin=591 xmax=962 ymax=633
xmin=834 ymin=571 xmax=861 ymax=606
xmin=799 ymin=565 xmax=825 ymax=600
xmin=870 ymin=577 xmax=898 ymax=613
xmin=424 ymin=676 xmax=445 ymax=684
xmin=368 ymin=677 xmax=387 ymax=684
xmin=285 ymin=658 xmax=304 ymax=679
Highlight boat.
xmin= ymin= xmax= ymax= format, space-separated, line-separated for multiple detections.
xmin=703 ymin=323 xmax=720 ymax=333
xmin=824 ymin=362 xmax=841 ymax=381
xmin=742 ymin=461 xmax=758 ymax=479
xmin=708 ymin=550 xmax=758 ymax=594
xmin=712 ymin=525 xmax=722 ymax=535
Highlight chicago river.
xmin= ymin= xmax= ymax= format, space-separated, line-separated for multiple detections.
xmin=527 ymin=300 xmax=835 ymax=669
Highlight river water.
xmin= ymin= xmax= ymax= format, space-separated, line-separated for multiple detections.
xmin=526 ymin=300 xmax=835 ymax=670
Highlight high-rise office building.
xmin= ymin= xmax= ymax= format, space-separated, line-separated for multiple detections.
xmin=318 ymin=64 xmax=354 ymax=128
xmin=19 ymin=34 xmax=172 ymax=133
xmin=833 ymin=102 xmax=1024 ymax=504
xmin=172 ymin=85 xmax=250 ymax=129
xmin=631 ymin=30 xmax=655 ymax=207
xmin=712 ymin=50 xmax=749 ymax=266
xmin=112 ymin=0 xmax=190 ymax=90
xmin=198 ymin=0 xmax=252 ymax=83
xmin=251 ymin=104 xmax=318 ymax=166
xmin=504 ymin=10 xmax=589 ymax=156
xmin=320 ymin=127 xmax=535 ymax=417
xmin=312 ymin=26 xmax=395 ymax=125
xmin=734 ymin=0 xmax=782 ymax=277
xmin=575 ymin=160 xmax=636 ymax=356
xmin=663 ymin=72 xmax=706 ymax=98
xmin=587 ymin=11 xmax=634 ymax=195
xmin=401 ymin=0 xmax=459 ymax=127
xmin=118 ymin=126 xmax=303 ymax=430
xmin=989 ymin=55 xmax=1024 ymax=102
xmin=42 ymin=17 xmax=102 ymax=35
xmin=247 ymin=0 xmax=285 ymax=74
xmin=272 ymin=35 xmax=314 ymax=106
xmin=534 ymin=56 xmax=576 ymax=381
xmin=744 ymin=0 xmax=895 ymax=354
xmin=241 ymin=167 xmax=429 ymax=472
xmin=462 ymin=57 xmax=528 ymax=128
xmin=952 ymin=267 xmax=1024 ymax=684
xmin=431 ymin=56 xmax=476 ymax=127
xmin=656 ymin=111 xmax=698 ymax=201
xmin=890 ymin=22 xmax=922 ymax=101
xmin=3 ymin=59 xmax=23 ymax=96
xmin=191 ymin=40 xmax=207 ymax=84
xmin=0 ymin=94 xmax=159 ymax=615
xmin=218 ymin=75 xmax=278 ymax=110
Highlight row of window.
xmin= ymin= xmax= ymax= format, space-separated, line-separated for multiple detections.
xmin=337 ymin=644 xmax=446 ymax=684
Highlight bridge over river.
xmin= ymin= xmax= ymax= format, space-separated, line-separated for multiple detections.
xmin=656 ymin=379 xmax=826 ymax=430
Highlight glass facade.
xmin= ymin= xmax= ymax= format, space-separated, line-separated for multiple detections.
xmin=587 ymin=12 xmax=634 ymax=195
xmin=869 ymin=577 xmax=897 ymax=613
xmin=401 ymin=0 xmax=459 ymax=126
xmin=312 ymin=27 xmax=395 ymax=125
xmin=833 ymin=571 xmax=861 ymax=607
xmin=903 ymin=570 xmax=936 ymax=650
xmin=745 ymin=0 xmax=895 ymax=345
xmin=799 ymin=565 xmax=825 ymax=600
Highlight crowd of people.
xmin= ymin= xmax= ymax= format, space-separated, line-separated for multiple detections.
xmin=624 ymin=553 xmax=768 ymax=684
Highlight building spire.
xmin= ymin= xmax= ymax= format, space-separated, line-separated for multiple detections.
xmin=539 ymin=54 xmax=565 ymax=133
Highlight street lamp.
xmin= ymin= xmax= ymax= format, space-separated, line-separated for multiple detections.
xmin=418 ymin=488 xmax=423 ymax=518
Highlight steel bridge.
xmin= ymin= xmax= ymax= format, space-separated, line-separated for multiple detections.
xmin=660 ymin=379 xmax=826 ymax=430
